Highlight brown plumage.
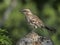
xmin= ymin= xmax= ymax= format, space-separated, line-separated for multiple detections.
xmin=20 ymin=9 xmax=56 ymax=32
xmin=25 ymin=32 xmax=42 ymax=45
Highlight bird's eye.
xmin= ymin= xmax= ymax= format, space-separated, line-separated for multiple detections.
xmin=21 ymin=10 xmax=26 ymax=12
xmin=23 ymin=10 xmax=26 ymax=12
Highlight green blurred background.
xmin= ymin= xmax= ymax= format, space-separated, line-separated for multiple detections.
xmin=0 ymin=0 xmax=60 ymax=45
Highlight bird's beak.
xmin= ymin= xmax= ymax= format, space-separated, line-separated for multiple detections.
xmin=20 ymin=9 xmax=26 ymax=12
xmin=19 ymin=9 xmax=24 ymax=14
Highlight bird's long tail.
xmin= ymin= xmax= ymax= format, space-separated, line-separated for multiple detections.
xmin=44 ymin=25 xmax=56 ymax=33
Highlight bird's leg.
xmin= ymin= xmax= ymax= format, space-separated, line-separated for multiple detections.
xmin=30 ymin=26 xmax=36 ymax=33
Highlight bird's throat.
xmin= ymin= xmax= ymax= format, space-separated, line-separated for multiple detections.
xmin=26 ymin=12 xmax=32 ymax=16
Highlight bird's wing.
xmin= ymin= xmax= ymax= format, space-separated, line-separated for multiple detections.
xmin=30 ymin=15 xmax=44 ymax=27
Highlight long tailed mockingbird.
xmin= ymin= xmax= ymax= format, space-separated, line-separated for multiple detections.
xmin=20 ymin=9 xmax=56 ymax=32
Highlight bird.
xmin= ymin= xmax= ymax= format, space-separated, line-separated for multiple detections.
xmin=20 ymin=8 xmax=56 ymax=33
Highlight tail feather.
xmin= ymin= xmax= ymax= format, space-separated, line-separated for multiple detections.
xmin=44 ymin=25 xmax=56 ymax=33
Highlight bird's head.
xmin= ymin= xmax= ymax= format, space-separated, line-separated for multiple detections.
xmin=20 ymin=9 xmax=32 ymax=15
